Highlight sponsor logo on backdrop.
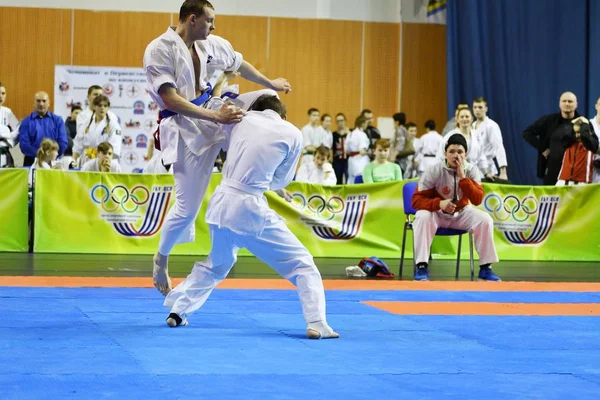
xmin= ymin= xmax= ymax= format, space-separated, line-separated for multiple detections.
xmin=90 ymin=184 xmax=172 ymax=237
xmin=127 ymin=84 xmax=140 ymax=98
xmin=148 ymin=101 xmax=159 ymax=112
xmin=136 ymin=134 xmax=148 ymax=148
xmin=103 ymin=83 xmax=114 ymax=97
xmin=66 ymin=100 xmax=82 ymax=110
xmin=133 ymin=101 xmax=145 ymax=115
xmin=124 ymin=119 xmax=141 ymax=128
xmin=291 ymin=193 xmax=368 ymax=240
xmin=144 ymin=119 xmax=157 ymax=132
xmin=483 ymin=194 xmax=559 ymax=245
xmin=124 ymin=152 xmax=139 ymax=165
xmin=122 ymin=136 xmax=133 ymax=147
xmin=59 ymin=82 xmax=70 ymax=94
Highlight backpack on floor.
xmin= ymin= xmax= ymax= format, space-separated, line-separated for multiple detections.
xmin=358 ymin=257 xmax=395 ymax=279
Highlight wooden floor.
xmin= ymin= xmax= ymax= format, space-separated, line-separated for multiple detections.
xmin=1 ymin=253 xmax=598 ymax=282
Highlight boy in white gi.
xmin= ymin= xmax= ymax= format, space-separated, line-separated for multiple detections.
xmin=144 ymin=0 xmax=292 ymax=295
xmin=412 ymin=134 xmax=501 ymax=282
xmin=295 ymin=145 xmax=337 ymax=186
xmin=163 ymin=95 xmax=339 ymax=339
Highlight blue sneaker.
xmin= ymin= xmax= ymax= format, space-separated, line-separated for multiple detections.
xmin=414 ymin=264 xmax=429 ymax=281
xmin=478 ymin=266 xmax=501 ymax=281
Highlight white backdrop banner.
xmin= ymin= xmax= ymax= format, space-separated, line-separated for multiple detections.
xmin=54 ymin=65 xmax=158 ymax=172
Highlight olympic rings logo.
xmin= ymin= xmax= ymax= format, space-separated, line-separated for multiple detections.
xmin=291 ymin=193 xmax=345 ymax=221
xmin=484 ymin=194 xmax=538 ymax=222
xmin=91 ymin=184 xmax=150 ymax=213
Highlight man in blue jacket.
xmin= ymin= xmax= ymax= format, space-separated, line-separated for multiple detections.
xmin=18 ymin=91 xmax=68 ymax=166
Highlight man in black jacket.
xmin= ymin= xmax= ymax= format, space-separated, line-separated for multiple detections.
xmin=523 ymin=92 xmax=579 ymax=185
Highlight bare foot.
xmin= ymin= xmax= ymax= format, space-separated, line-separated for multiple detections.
xmin=153 ymin=254 xmax=172 ymax=296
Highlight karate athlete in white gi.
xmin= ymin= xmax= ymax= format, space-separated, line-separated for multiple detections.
xmin=472 ymin=97 xmax=509 ymax=181
xmin=144 ymin=0 xmax=292 ymax=295
xmin=163 ymin=95 xmax=339 ymax=339
xmin=417 ymin=120 xmax=444 ymax=177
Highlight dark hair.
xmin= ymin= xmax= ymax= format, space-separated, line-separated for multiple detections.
xmin=314 ymin=145 xmax=330 ymax=158
xmin=307 ymin=108 xmax=319 ymax=116
xmin=361 ymin=109 xmax=373 ymax=116
xmin=0 ymin=81 xmax=4 ymax=88
xmin=249 ymin=95 xmax=286 ymax=118
xmin=473 ymin=96 xmax=487 ymax=105
xmin=406 ymin=122 xmax=417 ymax=130
xmin=179 ymin=0 xmax=214 ymax=21
xmin=455 ymin=101 xmax=469 ymax=110
xmin=87 ymin=85 xmax=102 ymax=95
xmin=393 ymin=112 xmax=406 ymax=125
xmin=71 ymin=105 xmax=82 ymax=113
xmin=424 ymin=120 xmax=436 ymax=130
xmin=321 ymin=113 xmax=331 ymax=122
xmin=335 ymin=113 xmax=346 ymax=120
xmin=97 ymin=142 xmax=113 ymax=154
xmin=445 ymin=133 xmax=468 ymax=152
xmin=354 ymin=116 xmax=368 ymax=129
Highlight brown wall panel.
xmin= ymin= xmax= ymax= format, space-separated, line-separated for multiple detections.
xmin=400 ymin=23 xmax=447 ymax=135
xmin=363 ymin=22 xmax=401 ymax=122
xmin=0 ymin=7 xmax=72 ymax=120
xmin=73 ymin=10 xmax=170 ymax=68
xmin=267 ymin=18 xmax=363 ymax=127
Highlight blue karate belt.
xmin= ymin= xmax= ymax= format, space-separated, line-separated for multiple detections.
xmin=159 ymin=83 xmax=213 ymax=119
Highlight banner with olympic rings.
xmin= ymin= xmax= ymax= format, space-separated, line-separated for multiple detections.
xmin=0 ymin=168 xmax=29 ymax=252
xmin=31 ymin=169 xmax=600 ymax=261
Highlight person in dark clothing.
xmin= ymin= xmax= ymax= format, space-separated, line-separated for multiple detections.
xmin=361 ymin=109 xmax=381 ymax=152
xmin=523 ymin=92 xmax=580 ymax=185
xmin=332 ymin=112 xmax=350 ymax=184
xmin=63 ymin=106 xmax=82 ymax=156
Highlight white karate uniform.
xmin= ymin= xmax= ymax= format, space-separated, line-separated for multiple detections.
xmin=295 ymin=161 xmax=337 ymax=185
xmin=143 ymin=149 xmax=171 ymax=174
xmin=144 ymin=27 xmax=276 ymax=256
xmin=592 ymin=116 xmax=600 ymax=184
xmin=417 ymin=130 xmax=444 ymax=175
xmin=322 ymin=128 xmax=333 ymax=149
xmin=413 ymin=161 xmax=499 ymax=266
xmin=0 ymin=106 xmax=19 ymax=167
xmin=76 ymin=108 xmax=118 ymax=139
xmin=80 ymin=158 xmax=122 ymax=173
xmin=165 ymin=109 xmax=332 ymax=332
xmin=300 ymin=124 xmax=328 ymax=166
xmin=72 ymin=115 xmax=122 ymax=167
xmin=437 ymin=128 xmax=488 ymax=176
xmin=472 ymin=117 xmax=508 ymax=176
xmin=345 ymin=128 xmax=370 ymax=184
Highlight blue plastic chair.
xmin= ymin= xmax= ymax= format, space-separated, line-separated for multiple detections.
xmin=399 ymin=181 xmax=475 ymax=280
xmin=354 ymin=175 xmax=363 ymax=184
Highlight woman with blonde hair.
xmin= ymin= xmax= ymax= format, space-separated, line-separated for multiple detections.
xmin=72 ymin=95 xmax=122 ymax=168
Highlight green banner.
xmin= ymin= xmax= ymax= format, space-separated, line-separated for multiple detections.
xmin=33 ymin=170 xmax=600 ymax=261
xmin=0 ymin=169 xmax=29 ymax=252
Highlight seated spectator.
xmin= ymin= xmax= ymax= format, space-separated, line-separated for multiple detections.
xmin=345 ymin=116 xmax=370 ymax=184
xmin=362 ymin=139 xmax=402 ymax=183
xmin=412 ymin=133 xmax=500 ymax=282
xmin=81 ymin=142 xmax=121 ymax=173
xmin=556 ymin=117 xmax=599 ymax=186
xmin=296 ymin=145 xmax=337 ymax=185
xmin=72 ymin=95 xmax=122 ymax=168
xmin=29 ymin=138 xmax=61 ymax=189
xmin=18 ymin=91 xmax=68 ymax=166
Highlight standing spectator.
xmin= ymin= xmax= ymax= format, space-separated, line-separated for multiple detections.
xmin=441 ymin=101 xmax=469 ymax=137
xmin=72 ymin=95 xmax=122 ymax=168
xmin=401 ymin=122 xmax=419 ymax=178
xmin=472 ymin=97 xmax=509 ymax=181
xmin=332 ymin=113 xmax=350 ymax=184
xmin=345 ymin=116 xmax=370 ymax=184
xmin=18 ymin=92 xmax=68 ymax=167
xmin=361 ymin=109 xmax=381 ymax=151
xmin=417 ymin=120 xmax=444 ymax=177
xmin=320 ymin=114 xmax=333 ymax=149
xmin=300 ymin=108 xmax=326 ymax=166
xmin=0 ymin=82 xmax=20 ymax=167
xmin=556 ymin=117 xmax=599 ymax=185
xmin=63 ymin=105 xmax=82 ymax=160
xmin=523 ymin=92 xmax=580 ymax=185
xmin=362 ymin=139 xmax=402 ymax=183
xmin=391 ymin=113 xmax=415 ymax=173
xmin=295 ymin=145 xmax=337 ymax=186
xmin=76 ymin=85 xmax=118 ymax=137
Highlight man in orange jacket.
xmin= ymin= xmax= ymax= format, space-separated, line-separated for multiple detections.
xmin=556 ymin=117 xmax=599 ymax=186
xmin=412 ymin=133 xmax=501 ymax=281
